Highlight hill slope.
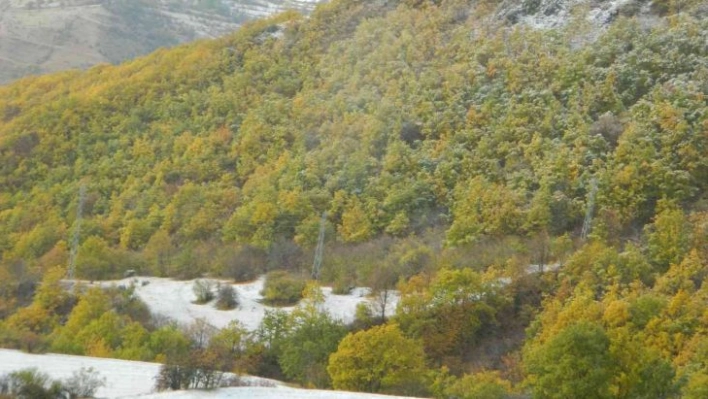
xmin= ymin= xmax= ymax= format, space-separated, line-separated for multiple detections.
xmin=1 ymin=0 xmax=708 ymax=396
xmin=0 ymin=0 xmax=706 ymax=273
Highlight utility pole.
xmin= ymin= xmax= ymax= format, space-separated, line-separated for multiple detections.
xmin=311 ymin=211 xmax=327 ymax=280
xmin=580 ymin=178 xmax=598 ymax=240
xmin=68 ymin=183 xmax=86 ymax=280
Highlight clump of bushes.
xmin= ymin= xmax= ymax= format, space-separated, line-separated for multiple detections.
xmin=155 ymin=362 xmax=224 ymax=392
xmin=192 ymin=279 xmax=215 ymax=304
xmin=0 ymin=367 xmax=105 ymax=399
xmin=260 ymin=271 xmax=307 ymax=306
xmin=331 ymin=278 xmax=354 ymax=295
xmin=215 ymin=284 xmax=238 ymax=310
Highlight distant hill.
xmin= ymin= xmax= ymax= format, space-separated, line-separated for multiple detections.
xmin=0 ymin=0 xmax=321 ymax=83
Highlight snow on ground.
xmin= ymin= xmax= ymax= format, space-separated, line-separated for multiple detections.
xmin=85 ymin=276 xmax=398 ymax=331
xmin=0 ymin=348 xmax=160 ymax=398
xmin=0 ymin=349 xmax=421 ymax=399
xmin=123 ymin=387 xmax=421 ymax=399
xmin=496 ymin=0 xmax=642 ymax=30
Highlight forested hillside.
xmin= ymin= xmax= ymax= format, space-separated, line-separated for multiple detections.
xmin=1 ymin=0 xmax=708 ymax=397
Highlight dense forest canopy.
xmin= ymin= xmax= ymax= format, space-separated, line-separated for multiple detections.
xmin=1 ymin=0 xmax=708 ymax=397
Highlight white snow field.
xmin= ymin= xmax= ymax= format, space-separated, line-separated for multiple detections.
xmin=87 ymin=276 xmax=398 ymax=331
xmin=0 ymin=348 xmax=159 ymax=398
xmin=123 ymin=387 xmax=422 ymax=399
xmin=0 ymin=349 xmax=421 ymax=399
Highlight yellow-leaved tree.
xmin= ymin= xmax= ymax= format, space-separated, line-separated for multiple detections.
xmin=327 ymin=323 xmax=427 ymax=396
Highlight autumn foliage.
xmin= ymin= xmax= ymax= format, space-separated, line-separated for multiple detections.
xmin=0 ymin=0 xmax=707 ymax=396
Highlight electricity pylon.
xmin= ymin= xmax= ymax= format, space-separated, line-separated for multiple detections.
xmin=67 ymin=183 xmax=86 ymax=280
xmin=580 ymin=178 xmax=598 ymax=240
xmin=311 ymin=211 xmax=327 ymax=280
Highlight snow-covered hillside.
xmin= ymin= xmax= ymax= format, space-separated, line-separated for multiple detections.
xmin=495 ymin=0 xmax=660 ymax=29
xmin=0 ymin=349 xmax=421 ymax=399
xmin=82 ymin=276 xmax=398 ymax=331
xmin=124 ymin=387 xmax=423 ymax=399
xmin=0 ymin=349 xmax=160 ymax=398
xmin=226 ymin=0 xmax=321 ymax=19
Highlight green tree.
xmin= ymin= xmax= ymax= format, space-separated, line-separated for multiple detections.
xmin=148 ymin=325 xmax=192 ymax=364
xmin=683 ymin=371 xmax=708 ymax=399
xmin=328 ymin=323 xmax=427 ymax=396
xmin=524 ymin=322 xmax=616 ymax=399
xmin=655 ymin=249 xmax=706 ymax=295
xmin=143 ymin=229 xmax=176 ymax=277
xmin=260 ymin=271 xmax=306 ymax=306
xmin=447 ymin=177 xmax=524 ymax=245
xmin=433 ymin=370 xmax=514 ymax=399
xmin=75 ymin=236 xmax=113 ymax=280
xmin=279 ymin=308 xmax=347 ymax=387
xmin=208 ymin=320 xmax=248 ymax=370
xmin=338 ymin=197 xmax=374 ymax=243
xmin=51 ymin=288 xmax=112 ymax=354
xmin=32 ymin=266 xmax=71 ymax=313
xmin=395 ymin=268 xmax=503 ymax=365
xmin=1 ymin=368 xmax=65 ymax=399
xmin=646 ymin=200 xmax=691 ymax=272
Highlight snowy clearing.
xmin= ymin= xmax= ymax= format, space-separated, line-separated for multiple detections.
xmin=78 ymin=276 xmax=398 ymax=331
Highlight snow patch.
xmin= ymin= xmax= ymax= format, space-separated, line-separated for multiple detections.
xmin=0 ymin=349 xmax=160 ymax=398
xmin=496 ymin=0 xmax=644 ymax=30
xmin=82 ymin=276 xmax=398 ymax=331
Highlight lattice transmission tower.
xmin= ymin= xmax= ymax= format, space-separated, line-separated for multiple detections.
xmin=67 ymin=184 xmax=86 ymax=280
xmin=311 ymin=211 xmax=327 ymax=280
xmin=580 ymin=178 xmax=598 ymax=240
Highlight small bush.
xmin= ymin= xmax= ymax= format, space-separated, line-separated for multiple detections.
xmin=0 ymin=367 xmax=104 ymax=399
xmin=63 ymin=367 xmax=106 ymax=399
xmin=192 ymin=279 xmax=215 ymax=304
xmin=215 ymin=284 xmax=238 ymax=310
xmin=155 ymin=363 xmax=188 ymax=391
xmin=260 ymin=271 xmax=306 ymax=306
xmin=331 ymin=278 xmax=353 ymax=295
xmin=185 ymin=318 xmax=218 ymax=349
xmin=155 ymin=352 xmax=224 ymax=391
xmin=351 ymin=302 xmax=376 ymax=331
xmin=0 ymin=368 xmax=60 ymax=399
